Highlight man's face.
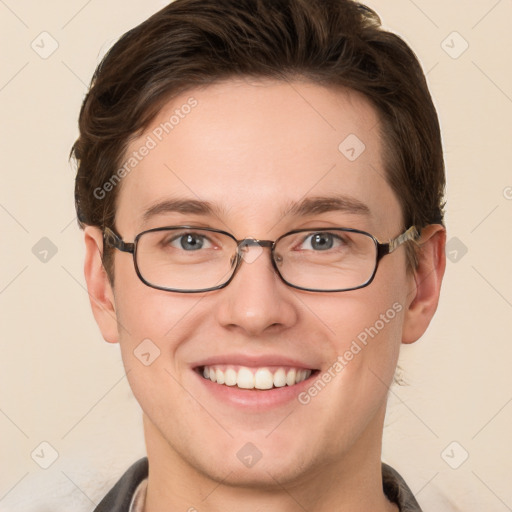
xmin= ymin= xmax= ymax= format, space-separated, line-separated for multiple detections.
xmin=106 ymin=80 xmax=414 ymax=485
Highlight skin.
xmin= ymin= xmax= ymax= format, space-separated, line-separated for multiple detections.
xmin=84 ymin=79 xmax=446 ymax=512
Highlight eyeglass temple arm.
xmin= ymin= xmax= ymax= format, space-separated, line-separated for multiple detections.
xmin=377 ymin=226 xmax=420 ymax=259
xmin=103 ymin=227 xmax=135 ymax=253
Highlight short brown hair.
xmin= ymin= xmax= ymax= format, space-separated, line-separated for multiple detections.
xmin=71 ymin=0 xmax=445 ymax=276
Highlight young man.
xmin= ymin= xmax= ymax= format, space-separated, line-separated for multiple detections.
xmin=72 ymin=0 xmax=446 ymax=510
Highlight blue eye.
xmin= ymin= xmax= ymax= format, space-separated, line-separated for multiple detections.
xmin=301 ymin=232 xmax=344 ymax=251
xmin=168 ymin=233 xmax=212 ymax=251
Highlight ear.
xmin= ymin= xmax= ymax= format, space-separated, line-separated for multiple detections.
xmin=83 ymin=226 xmax=119 ymax=344
xmin=402 ymin=224 xmax=446 ymax=344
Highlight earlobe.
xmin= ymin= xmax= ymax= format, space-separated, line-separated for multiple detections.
xmin=402 ymin=224 xmax=446 ymax=344
xmin=83 ymin=226 xmax=119 ymax=344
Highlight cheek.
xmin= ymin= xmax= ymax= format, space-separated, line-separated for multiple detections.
xmin=113 ymin=251 xmax=161 ymax=315
xmin=111 ymin=274 xmax=191 ymax=420
xmin=292 ymin=291 xmax=404 ymax=457
xmin=311 ymin=260 xmax=407 ymax=400
xmin=320 ymin=290 xmax=403 ymax=379
xmin=112 ymin=258 xmax=189 ymax=359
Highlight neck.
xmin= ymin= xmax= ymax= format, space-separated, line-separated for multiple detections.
xmin=141 ymin=406 xmax=398 ymax=512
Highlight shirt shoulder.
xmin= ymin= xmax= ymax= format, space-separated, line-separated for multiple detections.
xmin=93 ymin=458 xmax=148 ymax=512
xmin=382 ymin=463 xmax=423 ymax=512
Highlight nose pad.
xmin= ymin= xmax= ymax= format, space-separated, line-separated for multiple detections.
xmin=239 ymin=238 xmax=264 ymax=264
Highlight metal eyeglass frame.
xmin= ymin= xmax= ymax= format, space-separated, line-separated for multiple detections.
xmin=103 ymin=225 xmax=420 ymax=293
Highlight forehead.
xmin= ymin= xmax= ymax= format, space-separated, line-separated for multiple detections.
xmin=115 ymin=79 xmax=402 ymax=236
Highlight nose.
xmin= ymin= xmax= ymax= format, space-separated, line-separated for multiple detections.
xmin=215 ymin=244 xmax=298 ymax=337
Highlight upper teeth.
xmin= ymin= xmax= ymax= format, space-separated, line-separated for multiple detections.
xmin=202 ymin=366 xmax=312 ymax=390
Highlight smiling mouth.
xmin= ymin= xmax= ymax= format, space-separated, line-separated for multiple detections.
xmin=197 ymin=365 xmax=319 ymax=390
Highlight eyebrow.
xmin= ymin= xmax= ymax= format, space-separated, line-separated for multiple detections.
xmin=281 ymin=195 xmax=371 ymax=218
xmin=142 ymin=198 xmax=225 ymax=224
xmin=141 ymin=194 xmax=371 ymax=225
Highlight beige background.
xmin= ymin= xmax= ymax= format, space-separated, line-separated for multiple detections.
xmin=1 ymin=1 xmax=511 ymax=510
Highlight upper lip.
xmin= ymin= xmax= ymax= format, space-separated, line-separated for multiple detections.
xmin=193 ymin=354 xmax=319 ymax=370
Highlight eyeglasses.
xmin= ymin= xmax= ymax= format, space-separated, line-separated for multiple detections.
xmin=103 ymin=225 xmax=420 ymax=293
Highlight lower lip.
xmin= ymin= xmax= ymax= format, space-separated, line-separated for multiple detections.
xmin=194 ymin=369 xmax=318 ymax=410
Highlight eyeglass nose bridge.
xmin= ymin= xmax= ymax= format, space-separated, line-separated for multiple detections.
xmin=231 ymin=238 xmax=277 ymax=268
xmin=237 ymin=238 xmax=274 ymax=250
